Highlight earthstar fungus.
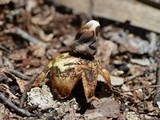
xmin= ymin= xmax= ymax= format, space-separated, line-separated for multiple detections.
xmin=32 ymin=20 xmax=111 ymax=102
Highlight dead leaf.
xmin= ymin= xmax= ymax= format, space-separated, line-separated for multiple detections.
xmin=31 ymin=14 xmax=54 ymax=26
xmin=0 ymin=103 xmax=10 ymax=119
xmin=110 ymin=75 xmax=124 ymax=86
xmin=39 ymin=29 xmax=54 ymax=42
xmin=96 ymin=40 xmax=118 ymax=67
xmin=26 ymin=0 xmax=37 ymax=12
xmin=0 ymin=102 xmax=24 ymax=119
xmin=84 ymin=98 xmax=120 ymax=119
xmin=31 ymin=44 xmax=46 ymax=58
xmin=4 ymin=71 xmax=29 ymax=93
xmin=130 ymin=58 xmax=151 ymax=66
xmin=8 ymin=49 xmax=27 ymax=61
xmin=121 ymin=84 xmax=132 ymax=96
xmin=102 ymin=27 xmax=158 ymax=55
xmin=16 ymin=78 xmax=29 ymax=93
xmin=0 ymin=83 xmax=17 ymax=99
xmin=22 ymin=58 xmax=41 ymax=67
xmin=129 ymin=65 xmax=147 ymax=76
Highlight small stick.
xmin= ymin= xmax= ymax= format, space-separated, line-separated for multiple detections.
xmin=124 ymin=73 xmax=142 ymax=82
xmin=19 ymin=74 xmax=37 ymax=108
xmin=4 ymin=27 xmax=46 ymax=47
xmin=154 ymin=62 xmax=160 ymax=105
xmin=122 ymin=84 xmax=160 ymax=92
xmin=7 ymin=69 xmax=31 ymax=81
xmin=0 ymin=44 xmax=10 ymax=52
xmin=153 ymin=38 xmax=160 ymax=106
xmin=0 ymin=92 xmax=32 ymax=117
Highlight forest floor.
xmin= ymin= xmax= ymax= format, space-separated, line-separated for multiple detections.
xmin=0 ymin=0 xmax=160 ymax=120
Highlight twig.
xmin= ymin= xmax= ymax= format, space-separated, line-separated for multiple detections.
xmin=0 ymin=44 xmax=10 ymax=52
xmin=125 ymin=73 xmax=142 ymax=81
xmin=0 ymin=92 xmax=32 ymax=117
xmin=122 ymin=84 xmax=160 ymax=92
xmin=154 ymin=62 xmax=160 ymax=105
xmin=19 ymin=74 xmax=37 ymax=108
xmin=7 ymin=69 xmax=31 ymax=81
xmin=153 ymin=41 xmax=160 ymax=105
xmin=4 ymin=27 xmax=46 ymax=47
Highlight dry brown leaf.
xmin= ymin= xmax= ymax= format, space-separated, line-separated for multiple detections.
xmin=96 ymin=40 xmax=118 ymax=67
xmin=31 ymin=14 xmax=54 ymax=26
xmin=31 ymin=44 xmax=46 ymax=58
xmin=22 ymin=58 xmax=41 ymax=67
xmin=85 ymin=98 xmax=120 ymax=119
xmin=4 ymin=71 xmax=29 ymax=93
xmin=129 ymin=65 xmax=147 ymax=76
xmin=16 ymin=78 xmax=29 ymax=93
xmin=39 ymin=29 xmax=54 ymax=42
xmin=0 ymin=103 xmax=10 ymax=119
xmin=8 ymin=49 xmax=27 ymax=61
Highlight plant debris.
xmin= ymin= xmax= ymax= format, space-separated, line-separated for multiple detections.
xmin=0 ymin=0 xmax=160 ymax=119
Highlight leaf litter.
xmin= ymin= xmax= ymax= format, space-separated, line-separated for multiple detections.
xmin=0 ymin=0 xmax=160 ymax=119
